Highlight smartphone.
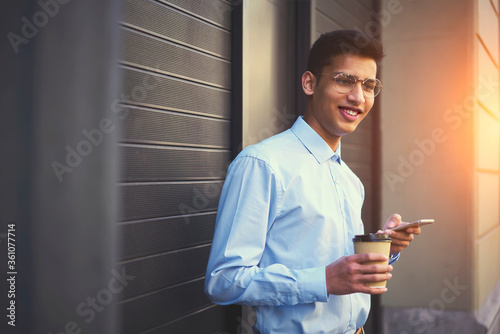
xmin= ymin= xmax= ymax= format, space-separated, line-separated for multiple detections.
xmin=388 ymin=219 xmax=435 ymax=231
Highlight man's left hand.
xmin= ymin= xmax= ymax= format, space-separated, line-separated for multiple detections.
xmin=378 ymin=213 xmax=421 ymax=255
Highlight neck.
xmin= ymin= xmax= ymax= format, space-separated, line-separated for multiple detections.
xmin=303 ymin=113 xmax=341 ymax=152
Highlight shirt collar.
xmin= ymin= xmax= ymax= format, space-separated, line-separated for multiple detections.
xmin=291 ymin=116 xmax=341 ymax=164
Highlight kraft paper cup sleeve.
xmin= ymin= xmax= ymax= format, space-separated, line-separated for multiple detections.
xmin=353 ymin=235 xmax=391 ymax=288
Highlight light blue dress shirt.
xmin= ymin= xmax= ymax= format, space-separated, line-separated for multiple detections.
xmin=205 ymin=116 xmax=398 ymax=333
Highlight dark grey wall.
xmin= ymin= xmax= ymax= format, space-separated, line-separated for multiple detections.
xmin=30 ymin=0 xmax=121 ymax=333
xmin=0 ymin=1 xmax=36 ymax=333
xmin=1 ymin=0 xmax=122 ymax=333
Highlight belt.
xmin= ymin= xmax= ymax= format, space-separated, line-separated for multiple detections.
xmin=355 ymin=327 xmax=365 ymax=334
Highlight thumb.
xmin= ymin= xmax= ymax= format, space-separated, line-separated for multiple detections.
xmin=385 ymin=213 xmax=401 ymax=229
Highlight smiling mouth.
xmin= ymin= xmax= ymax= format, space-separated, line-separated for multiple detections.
xmin=339 ymin=107 xmax=362 ymax=119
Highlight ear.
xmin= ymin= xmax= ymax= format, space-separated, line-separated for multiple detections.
xmin=302 ymin=71 xmax=316 ymax=96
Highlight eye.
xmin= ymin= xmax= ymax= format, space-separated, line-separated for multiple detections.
xmin=335 ymin=74 xmax=356 ymax=87
xmin=363 ymin=79 xmax=377 ymax=91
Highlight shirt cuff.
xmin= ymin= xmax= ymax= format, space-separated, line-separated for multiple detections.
xmin=388 ymin=252 xmax=400 ymax=264
xmin=296 ymin=267 xmax=328 ymax=303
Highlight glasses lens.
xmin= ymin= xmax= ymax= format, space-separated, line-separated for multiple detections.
xmin=334 ymin=73 xmax=356 ymax=93
xmin=362 ymin=79 xmax=382 ymax=97
xmin=333 ymin=73 xmax=382 ymax=97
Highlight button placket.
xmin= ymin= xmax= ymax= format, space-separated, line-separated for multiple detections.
xmin=329 ymin=157 xmax=348 ymax=257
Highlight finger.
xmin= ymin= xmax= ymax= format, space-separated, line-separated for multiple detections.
xmin=358 ymin=272 xmax=392 ymax=283
xmin=388 ymin=231 xmax=415 ymax=242
xmin=356 ymin=284 xmax=388 ymax=295
xmin=391 ymin=238 xmax=411 ymax=247
xmin=384 ymin=229 xmax=406 ymax=237
xmin=384 ymin=213 xmax=402 ymax=229
xmin=367 ymin=287 xmax=388 ymax=294
xmin=391 ymin=247 xmax=404 ymax=254
xmin=357 ymin=264 xmax=393 ymax=274
xmin=402 ymin=227 xmax=421 ymax=235
xmin=390 ymin=242 xmax=409 ymax=254
xmin=354 ymin=253 xmax=389 ymax=263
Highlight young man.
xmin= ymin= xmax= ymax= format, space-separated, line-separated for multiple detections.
xmin=205 ymin=30 xmax=420 ymax=333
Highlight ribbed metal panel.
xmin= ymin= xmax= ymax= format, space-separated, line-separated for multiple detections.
xmin=120 ymin=67 xmax=231 ymax=119
xmin=118 ymin=212 xmax=217 ymax=261
xmin=119 ymin=107 xmax=231 ymax=148
xmin=121 ymin=0 xmax=231 ymax=59
xmin=118 ymin=245 xmax=210 ymax=299
xmin=119 ymin=181 xmax=223 ymax=222
xmin=158 ymin=0 xmax=232 ymax=30
xmin=118 ymin=0 xmax=234 ymax=332
xmin=316 ymin=0 xmax=370 ymax=29
xmin=119 ymin=145 xmax=230 ymax=182
xmin=121 ymin=28 xmax=231 ymax=89
xmin=121 ymin=279 xmax=210 ymax=334
xmin=143 ymin=305 xmax=233 ymax=334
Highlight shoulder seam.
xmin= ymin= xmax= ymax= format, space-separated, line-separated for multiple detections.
xmin=232 ymin=155 xmax=284 ymax=223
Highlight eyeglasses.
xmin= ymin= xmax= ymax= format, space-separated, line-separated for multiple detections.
xmin=315 ymin=72 xmax=382 ymax=98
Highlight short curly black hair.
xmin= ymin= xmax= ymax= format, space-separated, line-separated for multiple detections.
xmin=306 ymin=30 xmax=384 ymax=75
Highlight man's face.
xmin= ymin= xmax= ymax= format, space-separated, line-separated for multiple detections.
xmin=304 ymin=54 xmax=377 ymax=141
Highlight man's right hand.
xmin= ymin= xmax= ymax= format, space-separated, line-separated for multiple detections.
xmin=325 ymin=254 xmax=393 ymax=295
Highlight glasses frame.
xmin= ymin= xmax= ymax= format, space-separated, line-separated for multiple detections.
xmin=314 ymin=72 xmax=383 ymax=98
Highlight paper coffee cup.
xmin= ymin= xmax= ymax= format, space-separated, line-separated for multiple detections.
xmin=352 ymin=234 xmax=392 ymax=288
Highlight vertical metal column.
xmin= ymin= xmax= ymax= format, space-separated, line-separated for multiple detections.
xmin=0 ymin=1 xmax=36 ymax=333
xmin=30 ymin=1 xmax=121 ymax=333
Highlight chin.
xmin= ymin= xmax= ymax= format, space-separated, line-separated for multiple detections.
xmin=340 ymin=125 xmax=358 ymax=136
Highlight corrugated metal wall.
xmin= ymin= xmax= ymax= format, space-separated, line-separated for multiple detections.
xmin=115 ymin=1 xmax=236 ymax=332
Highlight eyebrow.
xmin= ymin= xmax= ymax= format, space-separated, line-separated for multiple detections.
xmin=332 ymin=72 xmax=378 ymax=80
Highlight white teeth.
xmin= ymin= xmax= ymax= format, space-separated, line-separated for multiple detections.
xmin=342 ymin=108 xmax=358 ymax=116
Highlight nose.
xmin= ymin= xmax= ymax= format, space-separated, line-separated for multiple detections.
xmin=347 ymin=81 xmax=365 ymax=105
